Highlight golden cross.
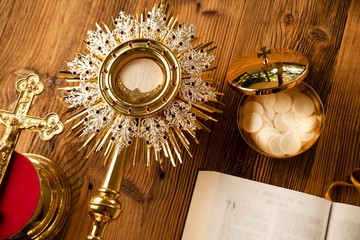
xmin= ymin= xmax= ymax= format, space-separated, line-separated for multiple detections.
xmin=257 ymin=47 xmax=272 ymax=82
xmin=0 ymin=74 xmax=64 ymax=185
xmin=257 ymin=47 xmax=272 ymax=64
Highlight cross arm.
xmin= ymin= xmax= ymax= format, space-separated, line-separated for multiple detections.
xmin=0 ymin=112 xmax=8 ymax=126
xmin=13 ymin=74 xmax=44 ymax=118
xmin=21 ymin=113 xmax=64 ymax=140
xmin=0 ymin=74 xmax=63 ymax=186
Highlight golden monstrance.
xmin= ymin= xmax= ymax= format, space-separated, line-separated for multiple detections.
xmin=59 ymin=0 xmax=222 ymax=239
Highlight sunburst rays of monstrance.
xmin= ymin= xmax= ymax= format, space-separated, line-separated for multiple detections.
xmin=58 ymin=1 xmax=222 ymax=238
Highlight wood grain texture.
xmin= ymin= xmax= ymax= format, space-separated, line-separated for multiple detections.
xmin=0 ymin=0 xmax=359 ymax=239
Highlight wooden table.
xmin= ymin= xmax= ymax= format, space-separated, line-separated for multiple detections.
xmin=0 ymin=0 xmax=359 ymax=239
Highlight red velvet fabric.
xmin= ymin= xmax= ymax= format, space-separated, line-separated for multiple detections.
xmin=0 ymin=152 xmax=40 ymax=239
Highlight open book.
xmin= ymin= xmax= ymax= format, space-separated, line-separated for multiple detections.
xmin=182 ymin=171 xmax=360 ymax=240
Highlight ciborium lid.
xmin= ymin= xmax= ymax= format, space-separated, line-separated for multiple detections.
xmin=226 ymin=47 xmax=309 ymax=95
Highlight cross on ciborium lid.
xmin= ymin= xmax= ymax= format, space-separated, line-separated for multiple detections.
xmin=226 ymin=47 xmax=309 ymax=95
xmin=0 ymin=74 xmax=64 ymax=185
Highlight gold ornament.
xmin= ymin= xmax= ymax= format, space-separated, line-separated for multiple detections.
xmin=58 ymin=1 xmax=222 ymax=238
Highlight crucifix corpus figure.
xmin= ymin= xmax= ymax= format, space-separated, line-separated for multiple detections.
xmin=0 ymin=74 xmax=63 ymax=185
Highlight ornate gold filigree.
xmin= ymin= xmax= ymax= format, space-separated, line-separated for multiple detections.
xmin=58 ymin=1 xmax=223 ymax=238
xmin=117 ymin=78 xmax=162 ymax=102
xmin=0 ymin=74 xmax=64 ymax=185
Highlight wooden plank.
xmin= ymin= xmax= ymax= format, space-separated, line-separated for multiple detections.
xmin=0 ymin=0 xmax=358 ymax=239
xmin=305 ymin=0 xmax=360 ymax=204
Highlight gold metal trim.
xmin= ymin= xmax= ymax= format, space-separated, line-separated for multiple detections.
xmin=0 ymin=74 xmax=63 ymax=186
xmin=226 ymin=48 xmax=309 ymax=95
xmin=98 ymin=38 xmax=181 ymax=117
xmin=87 ymin=148 xmax=126 ymax=240
xmin=58 ymin=1 xmax=223 ymax=239
xmin=0 ymin=74 xmax=69 ymax=239
xmin=8 ymin=154 xmax=71 ymax=240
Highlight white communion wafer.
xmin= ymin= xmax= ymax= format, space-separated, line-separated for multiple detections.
xmin=240 ymin=87 xmax=320 ymax=157
xmin=251 ymin=132 xmax=258 ymax=143
xmin=252 ymin=126 xmax=274 ymax=144
xmin=269 ymin=135 xmax=285 ymax=157
xmin=292 ymin=95 xmax=315 ymax=117
xmin=296 ymin=114 xmax=317 ymax=128
xmin=279 ymin=132 xmax=302 ymax=155
xmin=263 ymin=123 xmax=273 ymax=129
xmin=274 ymin=113 xmax=290 ymax=133
xmin=292 ymin=93 xmax=308 ymax=101
xmin=255 ymin=94 xmax=276 ymax=107
xmin=295 ymin=125 xmax=316 ymax=134
xmin=252 ymin=127 xmax=270 ymax=143
xmin=262 ymin=104 xmax=275 ymax=121
xmin=274 ymin=93 xmax=292 ymax=113
xmin=242 ymin=112 xmax=263 ymax=133
xmin=243 ymin=101 xmax=265 ymax=115
xmin=297 ymin=130 xmax=316 ymax=142
xmin=120 ymin=58 xmax=163 ymax=93
xmin=282 ymin=112 xmax=298 ymax=127
xmin=262 ymin=117 xmax=274 ymax=128
xmin=255 ymin=128 xmax=280 ymax=154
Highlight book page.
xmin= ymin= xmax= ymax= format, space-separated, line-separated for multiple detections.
xmin=183 ymin=171 xmax=331 ymax=240
xmin=182 ymin=171 xmax=221 ymax=240
xmin=326 ymin=203 xmax=360 ymax=240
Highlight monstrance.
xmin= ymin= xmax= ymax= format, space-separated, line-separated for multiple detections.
xmin=59 ymin=1 xmax=222 ymax=238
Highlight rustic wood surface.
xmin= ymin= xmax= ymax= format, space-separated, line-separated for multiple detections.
xmin=0 ymin=0 xmax=359 ymax=239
